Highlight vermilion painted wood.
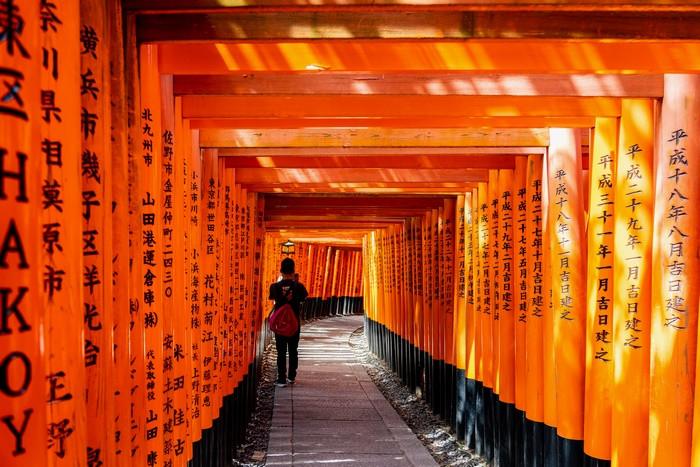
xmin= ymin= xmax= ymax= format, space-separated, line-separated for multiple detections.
xmin=583 ymin=117 xmax=617 ymax=460
xmin=524 ymin=155 xmax=545 ymax=424
xmin=235 ymin=168 xmax=488 ymax=184
xmin=189 ymin=117 xmax=595 ymax=129
xmin=182 ymin=95 xmax=620 ymax=119
xmin=547 ymin=128 xmax=586 ymax=442
xmin=174 ymin=72 xmax=663 ymax=97
xmin=652 ymin=76 xmax=700 ymax=467
xmin=219 ymin=147 xmax=546 ymax=157
xmin=0 ymin=2 xmax=47 ymax=466
xmin=512 ymin=158 xmax=528 ymax=414
xmin=125 ymin=0 xmax=700 ymax=12
xmin=158 ymin=40 xmax=700 ymax=74
xmin=140 ymin=44 xmax=166 ymax=464
xmin=40 ymin=1 xmax=88 ymax=465
xmin=200 ymin=127 xmax=550 ymax=148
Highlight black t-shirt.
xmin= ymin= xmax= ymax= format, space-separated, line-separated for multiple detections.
xmin=269 ymin=279 xmax=309 ymax=318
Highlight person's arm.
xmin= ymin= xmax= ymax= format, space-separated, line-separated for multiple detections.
xmin=298 ymin=283 xmax=309 ymax=302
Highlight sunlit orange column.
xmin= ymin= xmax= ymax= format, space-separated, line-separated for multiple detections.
xmin=413 ymin=218 xmax=424 ymax=360
xmin=82 ymin=4 xmax=116 ymax=465
xmin=651 ymin=75 xmax=700 ymax=467
xmin=612 ymin=99 xmax=654 ymax=467
xmin=159 ymin=75 xmax=176 ymax=467
xmin=525 ymin=155 xmax=556 ymax=464
xmin=525 ymin=154 xmax=545 ymax=425
xmin=126 ymin=19 xmax=144 ymax=464
xmin=222 ymin=168 xmax=236 ymax=401
xmin=421 ymin=215 xmax=430 ymax=371
xmin=39 ymin=0 xmax=87 ymax=464
xmin=455 ymin=195 xmax=467 ymax=435
xmin=188 ymin=132 xmax=203 ymax=448
xmin=429 ymin=209 xmax=439 ymax=374
xmin=180 ymin=122 xmax=194 ymax=461
xmin=200 ymin=149 xmax=219 ymax=428
xmin=583 ymin=117 xmax=617 ymax=462
xmin=541 ymin=149 xmax=558 ymax=462
xmin=547 ymin=128 xmax=586 ymax=454
xmin=465 ymin=189 xmax=477 ymax=447
xmin=513 ymin=158 xmax=528 ymax=421
xmin=139 ymin=44 xmax=165 ymax=467
xmin=476 ymin=182 xmax=489 ymax=456
xmin=488 ymin=170 xmax=499 ymax=404
xmin=498 ymin=169 xmax=515 ymax=409
xmin=0 ymin=1 xmax=47 ymax=465
xmin=108 ymin=1 xmax=130 ymax=463
xmin=236 ymin=188 xmax=244 ymax=385
xmin=444 ymin=199 xmax=456 ymax=388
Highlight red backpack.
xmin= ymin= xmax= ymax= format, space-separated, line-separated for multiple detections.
xmin=269 ymin=302 xmax=299 ymax=337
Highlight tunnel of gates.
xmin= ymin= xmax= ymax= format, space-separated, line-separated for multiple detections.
xmin=362 ymin=103 xmax=700 ymax=467
xmin=3 ymin=1 xmax=700 ymax=467
xmin=0 ymin=2 xmax=372 ymax=465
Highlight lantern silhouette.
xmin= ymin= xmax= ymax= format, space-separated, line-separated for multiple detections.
xmin=280 ymin=239 xmax=295 ymax=257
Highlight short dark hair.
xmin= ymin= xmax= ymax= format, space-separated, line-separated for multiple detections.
xmin=280 ymin=258 xmax=295 ymax=274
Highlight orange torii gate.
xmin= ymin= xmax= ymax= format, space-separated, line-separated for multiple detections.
xmin=4 ymin=1 xmax=700 ymax=466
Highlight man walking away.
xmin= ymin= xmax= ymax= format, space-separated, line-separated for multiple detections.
xmin=269 ymin=258 xmax=308 ymax=387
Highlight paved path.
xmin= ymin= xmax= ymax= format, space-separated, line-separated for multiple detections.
xmin=266 ymin=315 xmax=438 ymax=467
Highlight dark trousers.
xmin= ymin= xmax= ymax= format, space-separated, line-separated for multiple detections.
xmin=275 ymin=331 xmax=300 ymax=383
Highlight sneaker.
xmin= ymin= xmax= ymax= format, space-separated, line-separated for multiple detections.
xmin=275 ymin=381 xmax=287 ymax=388
xmin=286 ymin=378 xmax=295 ymax=385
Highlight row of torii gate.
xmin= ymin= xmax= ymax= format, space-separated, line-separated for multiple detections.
xmin=2 ymin=1 xmax=700 ymax=466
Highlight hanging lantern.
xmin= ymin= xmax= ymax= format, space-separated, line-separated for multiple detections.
xmin=280 ymin=239 xmax=295 ymax=257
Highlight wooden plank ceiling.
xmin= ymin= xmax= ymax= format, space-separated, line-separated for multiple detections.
xmin=131 ymin=1 xmax=673 ymax=243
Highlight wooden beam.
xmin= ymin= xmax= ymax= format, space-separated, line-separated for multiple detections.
xmin=182 ymin=95 xmax=620 ymax=118
xmin=265 ymin=194 xmax=447 ymax=210
xmin=157 ymin=40 xmax=700 ymax=74
xmin=235 ymin=167 xmax=488 ymax=184
xmin=243 ymin=183 xmax=476 ymax=194
xmin=268 ymin=230 xmax=369 ymax=238
xmin=219 ymin=147 xmax=545 ymax=156
xmin=265 ymin=220 xmax=401 ymax=229
xmin=200 ymin=127 xmax=549 ymax=147
xmin=267 ymin=214 xmax=417 ymax=221
xmin=127 ymin=1 xmax=700 ymax=13
xmin=225 ymin=154 xmax=516 ymax=169
xmin=267 ymin=236 xmax=365 ymax=247
xmin=266 ymin=211 xmax=432 ymax=219
xmin=174 ymin=72 xmax=663 ymax=97
xmin=138 ymin=11 xmax=467 ymax=41
xmin=139 ymin=11 xmax=700 ymax=42
xmin=189 ymin=117 xmax=596 ymax=129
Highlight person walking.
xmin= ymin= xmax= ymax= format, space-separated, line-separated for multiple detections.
xmin=269 ymin=258 xmax=308 ymax=387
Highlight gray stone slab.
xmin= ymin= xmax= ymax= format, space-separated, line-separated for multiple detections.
xmin=292 ymin=419 xmax=392 ymax=437
xmin=286 ymin=453 xmax=413 ymax=466
xmin=267 ymin=316 xmax=438 ymax=467
xmin=292 ymin=434 xmax=403 ymax=454
xmin=265 ymin=453 xmax=294 ymax=465
xmin=293 ymin=398 xmax=374 ymax=409
xmin=293 ymin=407 xmax=381 ymax=421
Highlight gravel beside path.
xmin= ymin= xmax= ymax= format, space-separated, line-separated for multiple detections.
xmin=348 ymin=326 xmax=488 ymax=467
xmin=232 ymin=316 xmax=487 ymax=467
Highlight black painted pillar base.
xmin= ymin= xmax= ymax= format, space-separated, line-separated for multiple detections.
xmin=465 ymin=377 xmax=476 ymax=449
xmin=525 ymin=417 xmax=544 ymax=467
xmin=455 ymin=369 xmax=466 ymax=441
xmin=475 ymin=380 xmax=485 ymax=457
xmin=514 ymin=407 xmax=526 ymax=467
xmin=558 ymin=436 xmax=584 ymax=467
xmin=544 ymin=423 xmax=558 ymax=467
xmin=584 ymin=455 xmax=611 ymax=467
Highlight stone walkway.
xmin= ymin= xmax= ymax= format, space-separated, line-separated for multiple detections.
xmin=266 ymin=315 xmax=438 ymax=467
